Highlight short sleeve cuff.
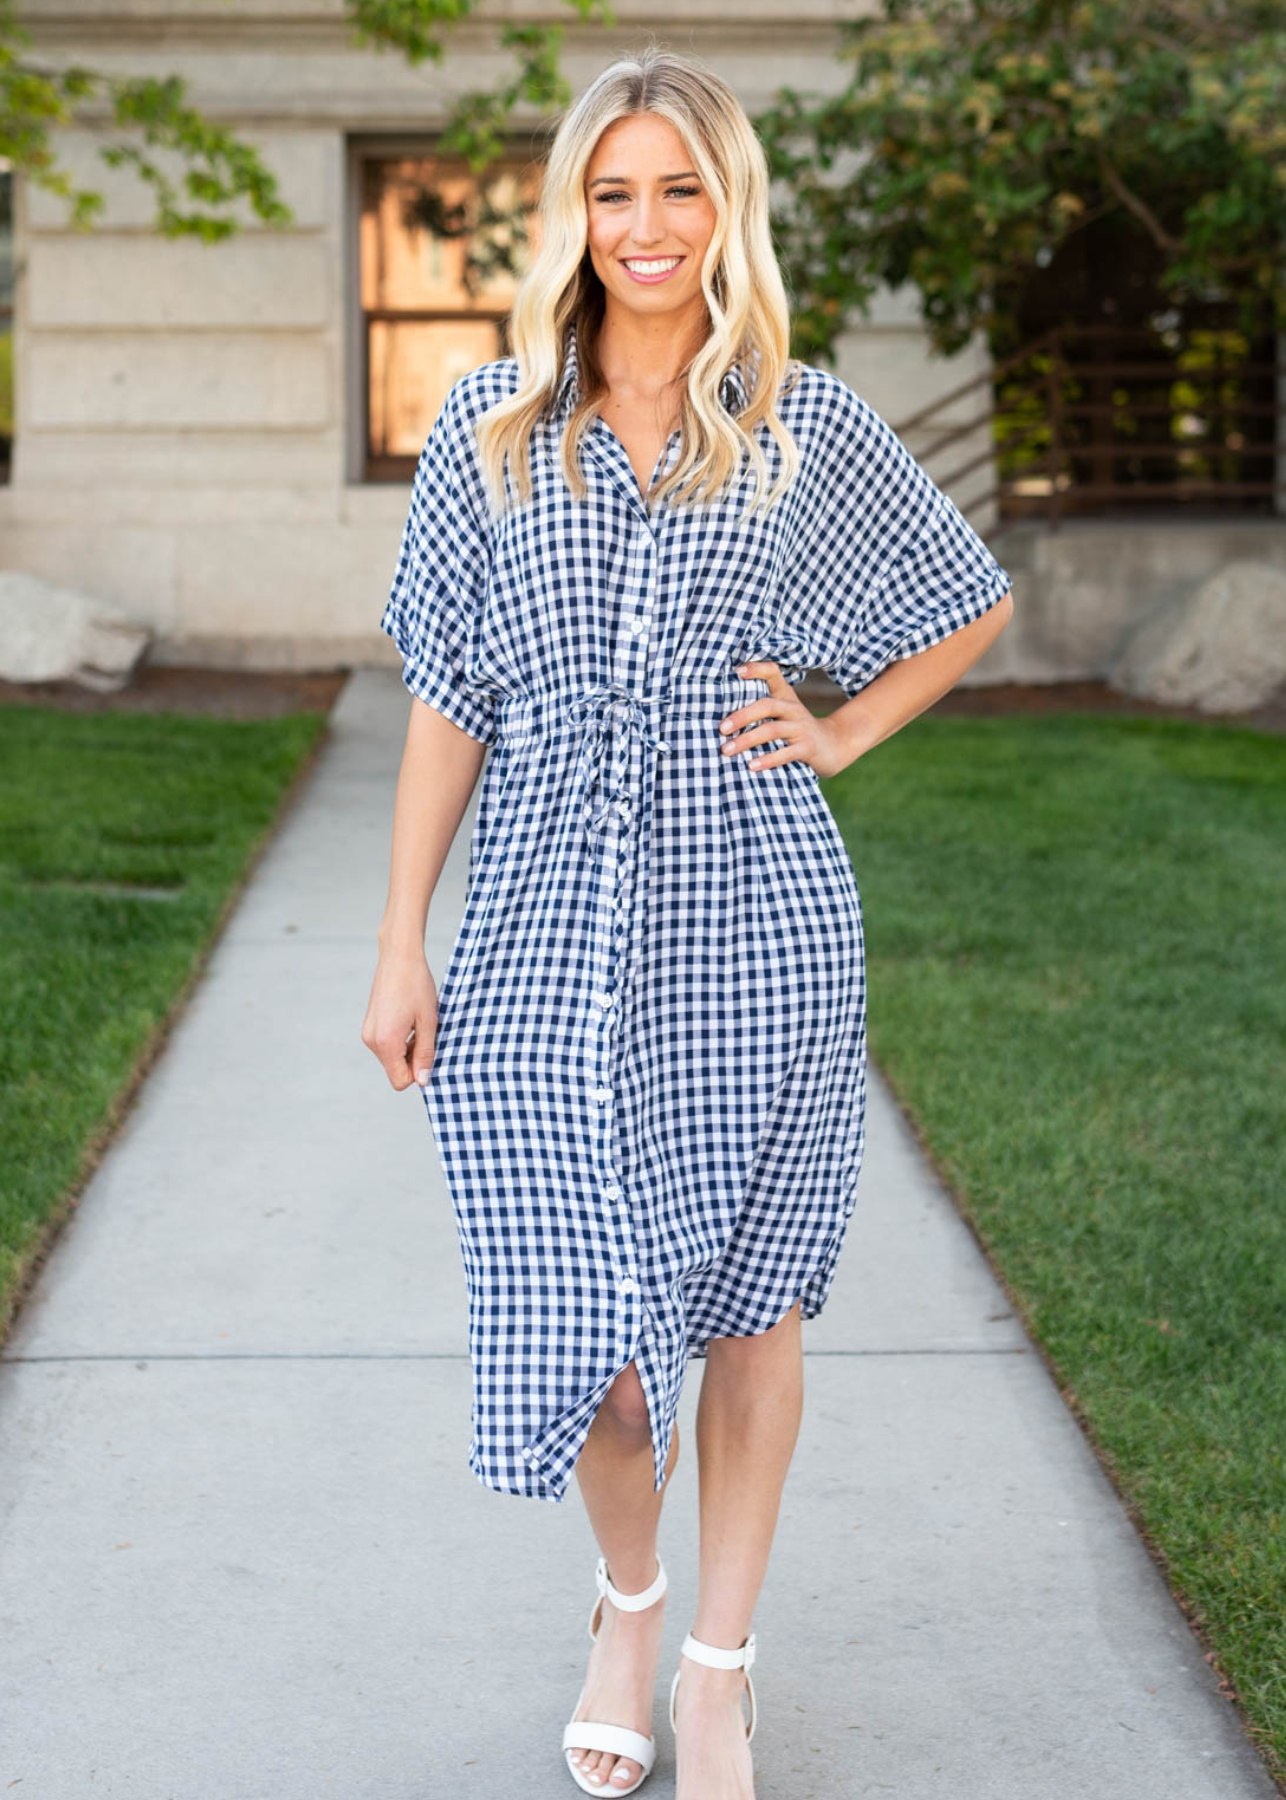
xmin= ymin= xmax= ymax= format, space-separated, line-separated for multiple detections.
xmin=823 ymin=490 xmax=1013 ymax=699
xmin=380 ymin=599 xmax=497 ymax=747
xmin=883 ymin=553 xmax=1013 ymax=670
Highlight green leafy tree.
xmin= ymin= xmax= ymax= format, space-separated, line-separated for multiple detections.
xmin=13 ymin=0 xmax=1283 ymax=369
xmin=754 ymin=0 xmax=1286 ymax=365
xmin=0 ymin=0 xmax=608 ymax=238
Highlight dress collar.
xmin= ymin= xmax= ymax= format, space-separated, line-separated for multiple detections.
xmin=551 ymin=322 xmax=750 ymax=420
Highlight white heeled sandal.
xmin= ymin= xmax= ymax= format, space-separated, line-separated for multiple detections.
xmin=562 ymin=1553 xmax=668 ymax=1795
xmin=668 ymin=1628 xmax=757 ymax=1742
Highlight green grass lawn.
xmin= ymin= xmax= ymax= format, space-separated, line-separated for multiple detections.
xmin=0 ymin=702 xmax=329 ymax=1335
xmin=822 ymin=708 xmax=1286 ymax=1783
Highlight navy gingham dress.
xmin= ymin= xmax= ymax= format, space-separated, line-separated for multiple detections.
xmin=381 ymin=323 xmax=1011 ymax=1503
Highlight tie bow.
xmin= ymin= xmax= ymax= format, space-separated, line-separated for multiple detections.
xmin=566 ymin=685 xmax=672 ymax=847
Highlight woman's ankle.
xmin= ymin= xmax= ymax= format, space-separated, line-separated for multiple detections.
xmin=601 ymin=1550 xmax=664 ymax=1595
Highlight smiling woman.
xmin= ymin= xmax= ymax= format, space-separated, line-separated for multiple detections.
xmin=582 ymin=116 xmax=723 ymax=495
xmin=362 ymin=45 xmax=1014 ymax=1800
xmin=591 ymin=178 xmax=700 ymax=280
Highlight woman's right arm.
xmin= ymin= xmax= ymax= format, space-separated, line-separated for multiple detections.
xmin=361 ymin=696 xmax=488 ymax=1090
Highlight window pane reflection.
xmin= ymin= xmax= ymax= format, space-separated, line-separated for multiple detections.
xmin=359 ymin=152 xmax=541 ymax=476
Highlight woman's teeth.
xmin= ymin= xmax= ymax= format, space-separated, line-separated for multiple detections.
xmin=623 ymin=256 xmax=682 ymax=276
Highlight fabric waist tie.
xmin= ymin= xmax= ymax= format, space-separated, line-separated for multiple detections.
xmin=494 ymin=675 xmax=773 ymax=854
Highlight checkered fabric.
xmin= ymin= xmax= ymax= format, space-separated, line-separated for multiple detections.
xmin=381 ymin=321 xmax=1012 ymax=1502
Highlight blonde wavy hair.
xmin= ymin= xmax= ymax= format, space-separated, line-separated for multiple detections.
xmin=474 ymin=46 xmax=803 ymax=523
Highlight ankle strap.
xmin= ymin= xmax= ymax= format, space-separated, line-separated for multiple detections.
xmin=679 ymin=1628 xmax=756 ymax=1672
xmin=595 ymin=1554 xmax=668 ymax=1612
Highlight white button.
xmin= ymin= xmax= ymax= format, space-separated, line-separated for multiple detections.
xmin=593 ymin=1087 xmax=610 ymax=1103
xmin=603 ymin=1184 xmax=621 ymax=1200
xmin=620 ymin=1278 xmax=639 ymax=1295
xmin=594 ymin=991 xmax=614 ymax=1010
xmin=630 ymin=617 xmax=646 ymax=634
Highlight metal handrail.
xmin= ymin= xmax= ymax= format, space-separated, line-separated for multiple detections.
xmin=894 ymin=323 xmax=1285 ymax=528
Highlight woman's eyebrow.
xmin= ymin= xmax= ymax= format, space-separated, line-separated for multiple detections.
xmin=588 ymin=171 xmax=700 ymax=186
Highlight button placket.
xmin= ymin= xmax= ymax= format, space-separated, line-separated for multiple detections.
xmin=590 ymin=793 xmax=638 ymax=1321
xmin=612 ymin=503 xmax=659 ymax=687
xmin=589 ymin=512 xmax=659 ymax=1323
xmin=609 ymin=766 xmax=648 ymax=1344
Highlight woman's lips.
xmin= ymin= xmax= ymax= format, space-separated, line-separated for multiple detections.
xmin=620 ymin=256 xmax=685 ymax=285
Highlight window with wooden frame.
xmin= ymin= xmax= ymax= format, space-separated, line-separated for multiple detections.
xmin=356 ymin=144 xmax=542 ymax=482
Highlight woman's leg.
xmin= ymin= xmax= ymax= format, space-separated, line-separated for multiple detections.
xmin=674 ymin=1298 xmax=805 ymax=1800
xmin=569 ymin=1359 xmax=678 ymax=1789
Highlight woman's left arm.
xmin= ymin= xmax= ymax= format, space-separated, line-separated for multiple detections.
xmin=723 ymin=588 xmax=1013 ymax=780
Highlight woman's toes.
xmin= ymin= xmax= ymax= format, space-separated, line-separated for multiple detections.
xmin=587 ymin=1754 xmax=639 ymax=1789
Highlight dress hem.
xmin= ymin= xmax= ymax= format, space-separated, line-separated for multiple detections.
xmin=459 ymin=1167 xmax=866 ymax=1506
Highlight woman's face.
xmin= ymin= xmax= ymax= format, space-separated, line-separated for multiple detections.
xmin=583 ymin=112 xmax=718 ymax=323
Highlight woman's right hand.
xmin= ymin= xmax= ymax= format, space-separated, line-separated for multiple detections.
xmin=361 ymin=949 xmax=441 ymax=1092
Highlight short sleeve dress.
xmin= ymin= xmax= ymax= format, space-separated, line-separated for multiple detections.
xmin=381 ymin=323 xmax=1012 ymax=1504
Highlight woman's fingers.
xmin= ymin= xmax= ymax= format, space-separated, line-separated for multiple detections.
xmin=735 ymin=658 xmax=792 ymax=692
xmin=395 ymin=1004 xmax=440 ymax=1090
xmin=388 ymin=1015 xmax=435 ymax=1090
xmin=720 ymin=661 xmax=827 ymax=771
xmin=378 ymin=1020 xmax=420 ymax=1090
xmin=722 ymin=661 xmax=802 ymax=739
xmin=720 ymin=697 xmax=811 ymax=775
xmin=410 ymin=1009 xmax=437 ymax=1087
xmin=360 ymin=960 xmax=439 ymax=1091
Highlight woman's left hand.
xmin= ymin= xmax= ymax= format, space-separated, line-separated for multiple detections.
xmin=720 ymin=660 xmax=855 ymax=780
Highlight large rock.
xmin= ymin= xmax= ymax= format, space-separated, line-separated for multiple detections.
xmin=1108 ymin=558 xmax=1286 ymax=714
xmin=0 ymin=571 xmax=152 ymax=691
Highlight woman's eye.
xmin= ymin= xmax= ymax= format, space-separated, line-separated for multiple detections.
xmin=594 ymin=186 xmax=702 ymax=204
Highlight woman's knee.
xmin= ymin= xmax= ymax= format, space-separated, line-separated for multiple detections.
xmin=597 ymin=1362 xmax=653 ymax=1446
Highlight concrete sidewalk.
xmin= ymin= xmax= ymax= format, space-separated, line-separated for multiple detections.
xmin=1 ymin=668 xmax=1276 ymax=1800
